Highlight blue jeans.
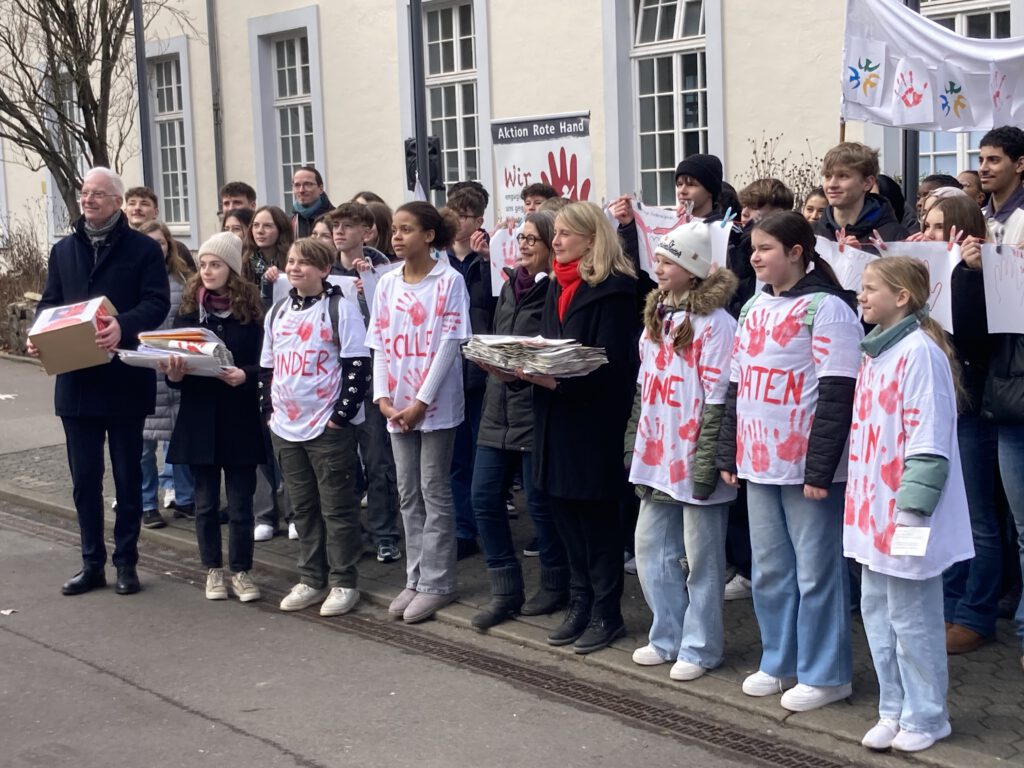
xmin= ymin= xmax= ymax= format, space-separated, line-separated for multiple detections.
xmin=997 ymin=423 xmax=1024 ymax=645
xmin=635 ymin=497 xmax=728 ymax=668
xmin=747 ymin=482 xmax=852 ymax=686
xmin=471 ymin=445 xmax=566 ymax=570
xmin=450 ymin=388 xmax=483 ymax=539
xmin=141 ymin=439 xmax=193 ymax=510
xmin=943 ymin=414 xmax=1001 ymax=636
xmin=861 ymin=569 xmax=948 ymax=733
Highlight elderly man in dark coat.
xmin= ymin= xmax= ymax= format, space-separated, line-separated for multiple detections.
xmin=30 ymin=167 xmax=170 ymax=595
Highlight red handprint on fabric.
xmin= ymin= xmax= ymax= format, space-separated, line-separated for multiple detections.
xmin=856 ymin=364 xmax=876 ymax=421
xmin=771 ymin=299 xmax=810 ymax=348
xmin=844 ymin=486 xmax=856 ymax=526
xmin=857 ymin=476 xmax=876 ymax=534
xmin=296 ymin=321 xmax=314 ymax=342
xmin=375 ymin=301 xmax=392 ymax=335
xmin=879 ymin=431 xmax=906 ymax=492
xmin=895 ymin=70 xmax=928 ymax=108
xmin=747 ymin=420 xmax=771 ymax=473
xmin=387 ymin=372 xmax=398 ymax=394
xmin=812 ymin=335 xmax=832 ymax=365
xmin=877 ymin=356 xmax=907 ymax=415
xmin=992 ymin=72 xmax=1008 ymax=110
xmin=774 ymin=408 xmax=812 ymax=463
xmin=403 ymin=367 xmax=427 ymax=392
xmin=736 ymin=418 xmax=746 ymax=468
xmin=540 ymin=147 xmax=591 ymax=201
xmin=680 ymin=334 xmax=704 ymax=369
xmin=744 ymin=310 xmax=769 ymax=357
xmin=435 ymin=290 xmax=448 ymax=318
xmin=678 ymin=398 xmax=702 ymax=442
xmin=871 ymin=499 xmax=898 ymax=554
xmin=277 ymin=382 xmax=302 ymax=421
xmin=668 ymin=447 xmax=689 ymax=484
xmin=655 ymin=338 xmax=674 ymax=371
xmin=903 ymin=406 xmax=921 ymax=430
xmin=637 ymin=416 xmax=666 ymax=466
xmin=396 ymin=292 xmax=428 ymax=326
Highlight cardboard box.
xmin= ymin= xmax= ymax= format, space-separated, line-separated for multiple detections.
xmin=29 ymin=296 xmax=118 ymax=375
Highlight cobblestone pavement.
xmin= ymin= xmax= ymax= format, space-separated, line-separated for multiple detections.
xmin=1 ymin=441 xmax=1021 ymax=768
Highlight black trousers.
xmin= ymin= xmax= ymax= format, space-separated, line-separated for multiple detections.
xmin=192 ymin=464 xmax=257 ymax=572
xmin=61 ymin=415 xmax=145 ymax=569
xmin=550 ymin=495 xmax=624 ymax=622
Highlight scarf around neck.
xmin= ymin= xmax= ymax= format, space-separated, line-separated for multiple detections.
xmin=83 ymin=210 xmax=121 ymax=247
xmin=292 ymin=194 xmax=325 ymax=219
xmin=198 ymin=286 xmax=232 ymax=315
xmin=553 ymin=259 xmax=583 ymax=322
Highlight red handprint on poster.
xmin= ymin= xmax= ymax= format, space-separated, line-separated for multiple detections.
xmin=540 ymin=147 xmax=591 ymax=201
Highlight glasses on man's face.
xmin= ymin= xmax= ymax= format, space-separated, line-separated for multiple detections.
xmin=293 ymin=181 xmax=318 ymax=190
xmin=79 ymin=190 xmax=116 ymax=201
xmin=516 ymin=234 xmax=542 ymax=247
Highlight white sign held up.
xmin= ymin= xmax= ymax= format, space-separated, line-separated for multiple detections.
xmin=982 ymin=244 xmax=1024 ymax=334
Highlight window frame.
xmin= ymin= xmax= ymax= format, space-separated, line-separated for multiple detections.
xmin=145 ymin=36 xmax=198 ymax=246
xmin=248 ymin=7 xmax=326 ymax=211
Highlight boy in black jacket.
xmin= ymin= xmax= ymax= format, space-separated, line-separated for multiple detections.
xmin=815 ymin=142 xmax=907 ymax=246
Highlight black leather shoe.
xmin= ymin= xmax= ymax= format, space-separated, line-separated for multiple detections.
xmin=547 ymin=600 xmax=591 ymax=646
xmin=574 ymin=617 xmax=627 ymax=654
xmin=61 ymin=568 xmax=106 ymax=596
xmin=115 ymin=566 xmax=141 ymax=595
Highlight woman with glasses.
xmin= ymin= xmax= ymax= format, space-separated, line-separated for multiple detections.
xmin=470 ymin=211 xmax=571 ymax=631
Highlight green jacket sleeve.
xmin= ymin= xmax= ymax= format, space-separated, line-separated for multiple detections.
xmin=894 ymin=454 xmax=949 ymax=517
xmin=691 ymin=403 xmax=724 ymax=499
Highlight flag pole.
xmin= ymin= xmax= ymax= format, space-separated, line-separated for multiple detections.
xmin=901 ymin=0 xmax=921 ymax=208
xmin=839 ymin=118 xmax=847 ymax=143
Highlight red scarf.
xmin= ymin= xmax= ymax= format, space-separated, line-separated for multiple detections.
xmin=553 ymin=259 xmax=583 ymax=322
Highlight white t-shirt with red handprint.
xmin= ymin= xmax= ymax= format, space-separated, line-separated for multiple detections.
xmin=843 ymin=329 xmax=972 ymax=579
xmin=731 ymin=292 xmax=862 ymax=485
xmin=630 ymin=307 xmax=738 ymax=506
xmin=366 ymin=259 xmax=471 ymax=434
xmin=261 ymin=296 xmax=370 ymax=442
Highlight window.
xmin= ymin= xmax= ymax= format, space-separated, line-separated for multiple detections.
xmin=45 ymin=71 xmax=83 ymax=240
xmin=424 ymin=3 xmax=478 ymax=205
xmin=918 ymin=2 xmax=1011 ymax=176
xmin=631 ymin=0 xmax=708 ymax=206
xmin=273 ymin=34 xmax=315 ymax=210
xmin=150 ymin=57 xmax=189 ymax=225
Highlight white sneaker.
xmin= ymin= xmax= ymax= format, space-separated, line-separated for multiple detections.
xmin=163 ymin=489 xmax=176 ymax=509
xmin=669 ymin=659 xmax=706 ymax=681
xmin=231 ymin=571 xmax=262 ymax=603
xmin=861 ymin=719 xmax=900 ymax=750
xmin=320 ymin=587 xmax=360 ymax=616
xmin=253 ymin=523 xmax=275 ymax=542
xmin=724 ymin=574 xmax=752 ymax=601
xmin=891 ymin=722 xmax=951 ymax=752
xmin=288 ymin=522 xmax=299 ymax=540
xmin=279 ymin=583 xmax=327 ymax=611
xmin=742 ymin=670 xmax=797 ymax=697
xmin=632 ymin=644 xmax=670 ymax=666
xmin=780 ymin=682 xmax=853 ymax=712
xmin=205 ymin=568 xmax=227 ymax=600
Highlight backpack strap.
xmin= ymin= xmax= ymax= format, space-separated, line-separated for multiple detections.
xmin=802 ymin=292 xmax=828 ymax=330
xmin=268 ymin=296 xmax=290 ymax=333
xmin=737 ymin=294 xmax=759 ymax=324
xmin=327 ymin=291 xmax=342 ymax=349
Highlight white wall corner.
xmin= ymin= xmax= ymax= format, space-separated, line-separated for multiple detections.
xmin=602 ymin=0 xmax=633 ymax=199
xmin=705 ymin=0 xmax=726 ymax=174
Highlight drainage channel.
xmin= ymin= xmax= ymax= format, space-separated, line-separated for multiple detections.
xmin=1 ymin=505 xmax=851 ymax=768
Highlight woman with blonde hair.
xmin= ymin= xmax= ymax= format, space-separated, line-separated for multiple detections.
xmin=518 ymin=201 xmax=638 ymax=654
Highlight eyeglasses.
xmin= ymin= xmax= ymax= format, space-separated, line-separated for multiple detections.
xmin=79 ymin=191 xmax=117 ymax=201
xmin=292 ymin=181 xmax=319 ymax=190
xmin=516 ymin=234 xmax=543 ymax=246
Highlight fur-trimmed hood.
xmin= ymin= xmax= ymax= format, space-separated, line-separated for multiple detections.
xmin=642 ymin=265 xmax=738 ymax=327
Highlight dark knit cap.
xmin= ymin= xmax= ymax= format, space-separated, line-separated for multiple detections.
xmin=675 ymin=154 xmax=723 ymax=202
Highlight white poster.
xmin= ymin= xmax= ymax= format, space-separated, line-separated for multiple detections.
xmin=891 ymin=57 xmax=935 ymax=127
xmin=816 ymin=236 xmax=878 ymax=296
xmin=881 ymin=241 xmax=959 ymax=334
xmin=627 ymin=201 xmax=689 ymax=279
xmin=488 ymin=224 xmax=522 ymax=297
xmin=982 ymin=244 xmax=1024 ymax=334
xmin=491 ymin=112 xmax=593 ymax=220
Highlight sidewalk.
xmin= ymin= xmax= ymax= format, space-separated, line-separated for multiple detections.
xmin=1 ymin=439 xmax=1020 ymax=768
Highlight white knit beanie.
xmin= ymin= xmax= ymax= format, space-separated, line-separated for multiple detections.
xmin=198 ymin=231 xmax=244 ymax=276
xmin=654 ymin=221 xmax=714 ymax=279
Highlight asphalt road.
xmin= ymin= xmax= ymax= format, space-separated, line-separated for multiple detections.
xmin=0 ymin=517 xmax=754 ymax=768
xmin=0 ymin=357 xmax=61 ymax=454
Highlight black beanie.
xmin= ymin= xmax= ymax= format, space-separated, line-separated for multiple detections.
xmin=675 ymin=154 xmax=723 ymax=202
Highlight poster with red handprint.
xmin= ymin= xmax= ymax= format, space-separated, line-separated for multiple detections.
xmin=880 ymin=241 xmax=958 ymax=334
xmin=491 ymin=112 xmax=592 ymax=220
xmin=488 ymin=223 xmax=522 ymax=297
xmin=981 ymin=245 xmax=1024 ymax=334
xmin=890 ymin=57 xmax=934 ymax=126
xmin=843 ymin=330 xmax=972 ymax=579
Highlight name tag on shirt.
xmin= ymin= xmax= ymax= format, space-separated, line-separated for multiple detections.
xmin=889 ymin=526 xmax=931 ymax=557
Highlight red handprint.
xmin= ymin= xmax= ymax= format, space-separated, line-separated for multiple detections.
xmin=871 ymin=498 xmax=898 ymax=554
xmin=396 ymin=292 xmax=428 ymax=326
xmin=844 ymin=486 xmax=856 ymax=526
xmin=877 ymin=356 xmax=907 ymax=415
xmin=540 ymin=146 xmax=591 ymax=201
xmin=638 ymin=416 xmax=666 ymax=467
xmin=297 ymin=321 xmax=313 ymax=342
xmin=375 ymin=301 xmax=391 ymax=335
xmin=745 ymin=310 xmax=768 ymax=357
xmin=441 ymin=313 xmax=462 ymax=334
xmin=678 ymin=398 xmax=702 ymax=442
xmin=895 ymin=70 xmax=928 ymax=108
xmin=316 ymin=383 xmax=336 ymax=400
xmin=992 ymin=72 xmax=1008 ymax=110
xmin=812 ymin=335 xmax=831 ymax=365
xmin=736 ymin=418 xmax=746 ymax=468
xmin=771 ymin=299 xmax=810 ymax=348
xmin=278 ymin=382 xmax=302 ymax=421
xmin=857 ymin=476 xmax=876 ymax=534
xmin=680 ymin=334 xmax=704 ymax=369
xmin=403 ymin=367 xmax=427 ymax=391
xmin=655 ymin=338 xmax=674 ymax=371
xmin=319 ymin=325 xmax=332 ymax=341
xmin=435 ymin=289 xmax=448 ymax=318
xmin=774 ymin=408 xmax=811 ymax=463
xmin=669 ymin=455 xmax=688 ymax=483
xmin=856 ymin=364 xmax=876 ymax=421
xmin=879 ymin=431 xmax=906 ymax=492
xmin=747 ymin=420 xmax=770 ymax=473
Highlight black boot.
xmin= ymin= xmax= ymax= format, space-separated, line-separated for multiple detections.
xmin=521 ymin=566 xmax=570 ymax=616
xmin=547 ymin=598 xmax=590 ymax=646
xmin=61 ymin=566 xmax=106 ymax=596
xmin=574 ymin=615 xmax=626 ymax=654
xmin=471 ymin=566 xmax=525 ymax=632
xmin=115 ymin=566 xmax=141 ymax=595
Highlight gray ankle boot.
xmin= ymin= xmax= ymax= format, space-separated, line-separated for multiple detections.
xmin=521 ymin=565 xmax=570 ymax=616
xmin=471 ymin=565 xmax=525 ymax=632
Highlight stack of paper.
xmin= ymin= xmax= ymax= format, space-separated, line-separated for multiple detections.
xmin=463 ymin=335 xmax=608 ymax=378
xmin=117 ymin=328 xmax=234 ymax=377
